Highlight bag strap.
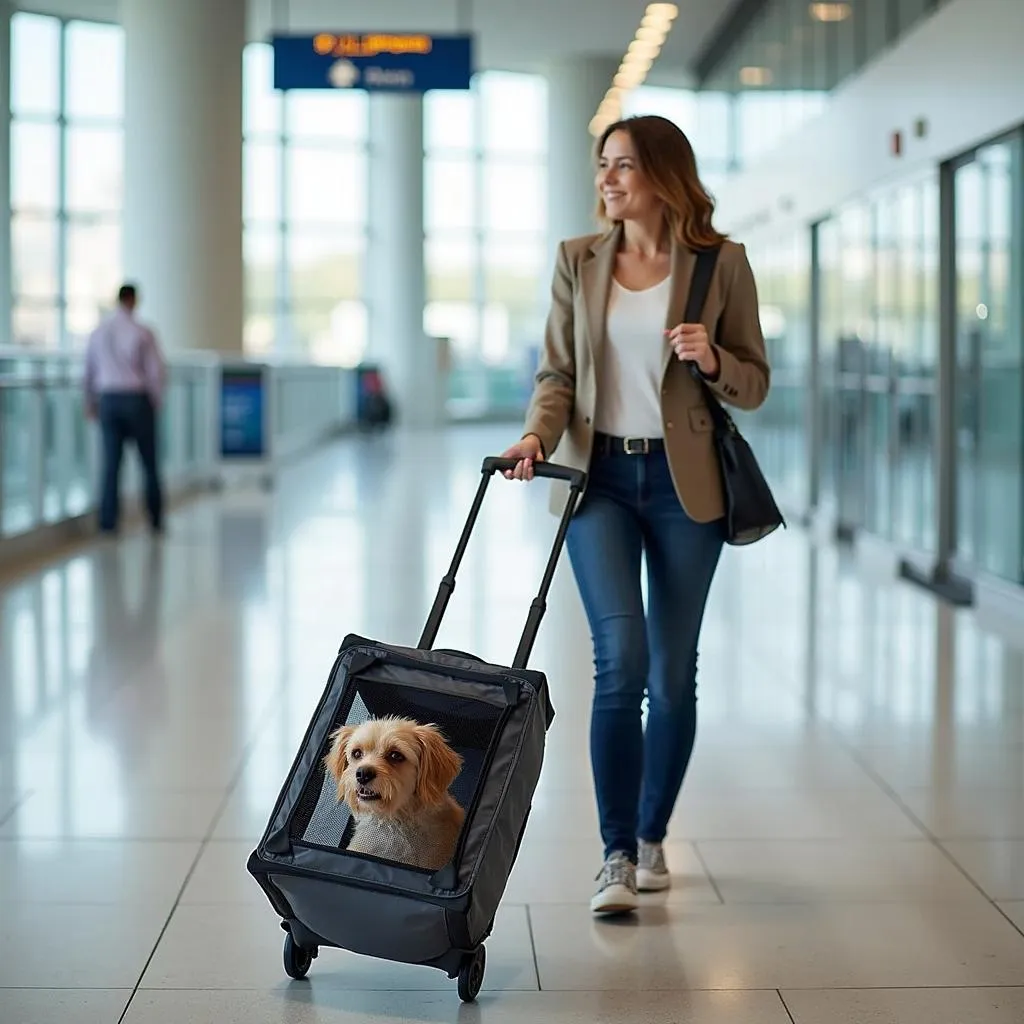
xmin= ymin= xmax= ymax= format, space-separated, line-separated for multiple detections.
xmin=682 ymin=246 xmax=735 ymax=434
xmin=683 ymin=246 xmax=721 ymax=324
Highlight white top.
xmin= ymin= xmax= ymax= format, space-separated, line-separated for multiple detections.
xmin=593 ymin=276 xmax=671 ymax=438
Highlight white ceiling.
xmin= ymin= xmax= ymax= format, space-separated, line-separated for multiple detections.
xmin=250 ymin=0 xmax=743 ymax=85
xmin=16 ymin=0 xmax=745 ymax=86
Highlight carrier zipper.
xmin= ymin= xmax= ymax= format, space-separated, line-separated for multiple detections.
xmin=447 ymin=702 xmax=514 ymax=872
xmin=444 ymin=684 xmax=544 ymax=901
xmin=258 ymin=651 xmax=348 ymax=850
xmin=252 ymin=855 xmax=468 ymax=910
xmin=359 ymin=644 xmax=523 ymax=704
xmin=447 ymin=685 xmax=540 ymax=899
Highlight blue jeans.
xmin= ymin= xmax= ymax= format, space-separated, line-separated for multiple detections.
xmin=566 ymin=447 xmax=724 ymax=862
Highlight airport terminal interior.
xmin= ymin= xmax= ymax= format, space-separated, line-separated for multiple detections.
xmin=2 ymin=0 xmax=1024 ymax=1021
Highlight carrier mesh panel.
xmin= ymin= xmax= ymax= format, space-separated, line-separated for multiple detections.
xmin=290 ymin=674 xmax=504 ymax=870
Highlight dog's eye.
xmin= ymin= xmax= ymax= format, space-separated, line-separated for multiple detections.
xmin=351 ymin=749 xmax=363 ymax=760
xmin=387 ymin=750 xmax=406 ymax=763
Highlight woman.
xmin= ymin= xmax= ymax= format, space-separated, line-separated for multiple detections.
xmin=502 ymin=115 xmax=770 ymax=916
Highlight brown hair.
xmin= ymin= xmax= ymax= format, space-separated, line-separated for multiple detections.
xmin=595 ymin=115 xmax=727 ymax=249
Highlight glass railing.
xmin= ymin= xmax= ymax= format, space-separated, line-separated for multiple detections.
xmin=0 ymin=348 xmax=356 ymax=541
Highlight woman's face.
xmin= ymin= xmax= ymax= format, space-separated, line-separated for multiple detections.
xmin=596 ymin=130 xmax=660 ymax=223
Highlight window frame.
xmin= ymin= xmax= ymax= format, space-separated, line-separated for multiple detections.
xmin=8 ymin=12 xmax=125 ymax=350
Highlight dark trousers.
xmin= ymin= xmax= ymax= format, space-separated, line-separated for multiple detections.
xmin=565 ymin=448 xmax=724 ymax=861
xmin=98 ymin=392 xmax=163 ymax=533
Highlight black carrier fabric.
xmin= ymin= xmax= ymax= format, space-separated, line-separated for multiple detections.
xmin=247 ymin=632 xmax=554 ymax=976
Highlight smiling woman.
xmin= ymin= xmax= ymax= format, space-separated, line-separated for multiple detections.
xmin=502 ymin=112 xmax=771 ymax=917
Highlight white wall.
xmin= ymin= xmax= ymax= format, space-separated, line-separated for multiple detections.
xmin=715 ymin=0 xmax=1024 ymax=242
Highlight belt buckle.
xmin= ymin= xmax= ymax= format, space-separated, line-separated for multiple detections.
xmin=622 ymin=436 xmax=649 ymax=455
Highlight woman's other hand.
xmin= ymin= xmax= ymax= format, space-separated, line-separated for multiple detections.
xmin=666 ymin=322 xmax=720 ymax=378
xmin=500 ymin=435 xmax=545 ymax=481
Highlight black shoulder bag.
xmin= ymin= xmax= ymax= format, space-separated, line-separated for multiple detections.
xmin=683 ymin=247 xmax=786 ymax=546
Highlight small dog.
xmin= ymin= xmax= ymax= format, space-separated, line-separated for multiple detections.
xmin=323 ymin=716 xmax=465 ymax=871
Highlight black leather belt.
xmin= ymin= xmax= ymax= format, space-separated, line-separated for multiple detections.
xmin=593 ymin=432 xmax=666 ymax=456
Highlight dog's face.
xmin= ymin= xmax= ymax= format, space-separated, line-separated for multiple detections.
xmin=323 ymin=717 xmax=463 ymax=819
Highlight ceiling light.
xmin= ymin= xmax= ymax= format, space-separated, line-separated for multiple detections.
xmin=627 ymin=39 xmax=662 ymax=60
xmin=809 ymin=2 xmax=852 ymax=22
xmin=590 ymin=2 xmax=679 ymax=136
xmin=641 ymin=16 xmax=674 ymax=34
xmin=615 ymin=67 xmax=646 ymax=88
xmin=739 ymin=65 xmax=773 ymax=86
xmin=622 ymin=56 xmax=654 ymax=76
xmin=636 ymin=25 xmax=668 ymax=44
xmin=622 ymin=50 xmax=655 ymax=67
xmin=645 ymin=3 xmax=679 ymax=19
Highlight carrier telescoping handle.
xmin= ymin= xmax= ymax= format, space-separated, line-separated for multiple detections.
xmin=417 ymin=456 xmax=587 ymax=671
xmin=479 ymin=457 xmax=587 ymax=491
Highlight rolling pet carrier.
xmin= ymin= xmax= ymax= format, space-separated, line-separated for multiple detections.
xmin=247 ymin=456 xmax=585 ymax=1002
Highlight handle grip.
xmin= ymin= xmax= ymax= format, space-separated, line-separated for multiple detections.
xmin=482 ymin=457 xmax=586 ymax=492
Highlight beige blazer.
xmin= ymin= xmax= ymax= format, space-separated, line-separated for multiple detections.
xmin=521 ymin=223 xmax=771 ymax=523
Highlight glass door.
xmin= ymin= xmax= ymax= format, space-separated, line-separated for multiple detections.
xmin=834 ymin=200 xmax=876 ymax=537
xmin=866 ymin=190 xmax=898 ymax=539
xmin=817 ymin=173 xmax=941 ymax=553
xmin=889 ymin=175 xmax=940 ymax=555
xmin=815 ymin=217 xmax=842 ymax=529
xmin=952 ymin=133 xmax=1024 ymax=585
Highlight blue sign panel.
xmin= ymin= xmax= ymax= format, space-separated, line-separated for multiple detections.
xmin=220 ymin=367 xmax=265 ymax=459
xmin=272 ymin=33 xmax=473 ymax=93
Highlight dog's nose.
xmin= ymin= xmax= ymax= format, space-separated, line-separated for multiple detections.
xmin=355 ymin=766 xmax=376 ymax=785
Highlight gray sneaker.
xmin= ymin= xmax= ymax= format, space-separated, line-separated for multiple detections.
xmin=637 ymin=840 xmax=671 ymax=891
xmin=590 ymin=851 xmax=639 ymax=915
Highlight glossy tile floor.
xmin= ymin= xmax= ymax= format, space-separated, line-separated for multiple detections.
xmin=2 ymin=425 xmax=1024 ymax=1024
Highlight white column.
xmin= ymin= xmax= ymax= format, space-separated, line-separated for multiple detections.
xmin=121 ymin=0 xmax=245 ymax=354
xmin=0 ymin=3 xmax=12 ymax=348
xmin=545 ymin=57 xmax=619 ymax=257
xmin=367 ymin=93 xmax=440 ymax=428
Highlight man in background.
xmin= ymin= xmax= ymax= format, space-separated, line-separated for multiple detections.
xmin=84 ymin=283 xmax=166 ymax=535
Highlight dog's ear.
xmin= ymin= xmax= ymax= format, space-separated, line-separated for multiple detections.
xmin=414 ymin=724 xmax=463 ymax=806
xmin=323 ymin=724 xmax=355 ymax=784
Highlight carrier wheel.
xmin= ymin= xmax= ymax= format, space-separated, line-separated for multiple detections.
xmin=457 ymin=945 xmax=486 ymax=1003
xmin=283 ymin=932 xmax=314 ymax=980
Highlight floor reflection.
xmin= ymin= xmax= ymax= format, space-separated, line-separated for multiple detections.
xmin=0 ymin=424 xmax=1023 ymax=1021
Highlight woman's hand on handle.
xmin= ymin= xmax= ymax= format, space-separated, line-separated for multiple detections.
xmin=500 ymin=435 xmax=545 ymax=481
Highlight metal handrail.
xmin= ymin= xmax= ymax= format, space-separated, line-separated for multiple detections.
xmin=0 ymin=350 xmax=358 ymax=543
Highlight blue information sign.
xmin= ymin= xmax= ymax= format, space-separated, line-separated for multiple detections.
xmin=220 ymin=367 xmax=265 ymax=459
xmin=272 ymin=32 xmax=473 ymax=93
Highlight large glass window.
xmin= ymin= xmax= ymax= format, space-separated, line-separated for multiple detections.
xmin=9 ymin=13 xmax=125 ymax=349
xmin=813 ymin=170 xmax=939 ymax=552
xmin=241 ymin=43 xmax=369 ymax=364
xmin=953 ymin=133 xmax=1024 ymax=584
xmin=742 ymin=232 xmax=813 ymax=517
xmin=890 ymin=174 xmax=939 ymax=554
xmin=695 ymin=0 xmax=940 ymax=168
xmin=424 ymin=71 xmax=549 ymax=416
